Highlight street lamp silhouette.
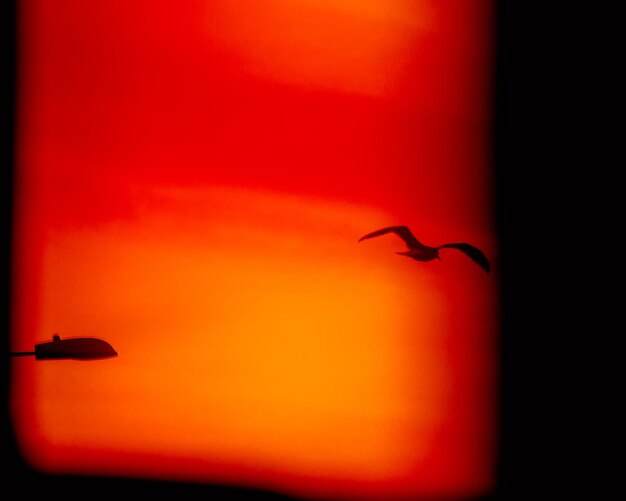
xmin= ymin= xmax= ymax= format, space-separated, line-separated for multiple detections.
xmin=10 ymin=334 xmax=118 ymax=360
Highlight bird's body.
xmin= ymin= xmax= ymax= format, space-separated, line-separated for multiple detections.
xmin=358 ymin=225 xmax=490 ymax=272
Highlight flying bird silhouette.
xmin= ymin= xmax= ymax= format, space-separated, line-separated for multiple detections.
xmin=358 ymin=225 xmax=490 ymax=272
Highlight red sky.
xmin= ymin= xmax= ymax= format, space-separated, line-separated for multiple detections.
xmin=11 ymin=1 xmax=497 ymax=500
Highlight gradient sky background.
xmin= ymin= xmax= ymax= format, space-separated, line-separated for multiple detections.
xmin=11 ymin=1 xmax=497 ymax=500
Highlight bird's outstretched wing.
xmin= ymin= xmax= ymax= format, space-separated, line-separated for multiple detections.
xmin=358 ymin=226 xmax=425 ymax=249
xmin=437 ymin=243 xmax=490 ymax=272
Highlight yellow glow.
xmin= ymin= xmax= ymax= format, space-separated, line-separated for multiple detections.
xmin=19 ymin=187 xmax=448 ymax=485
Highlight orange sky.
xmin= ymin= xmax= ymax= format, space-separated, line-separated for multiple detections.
xmin=11 ymin=1 xmax=497 ymax=500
